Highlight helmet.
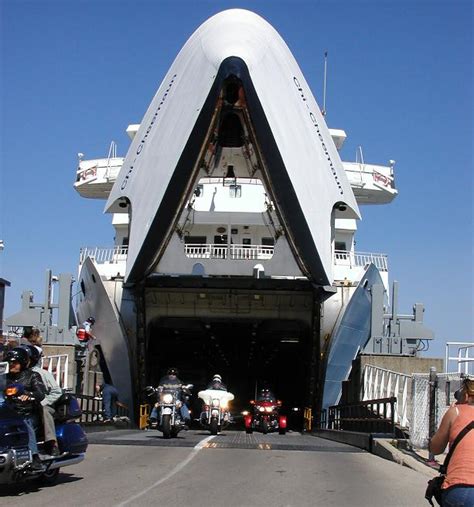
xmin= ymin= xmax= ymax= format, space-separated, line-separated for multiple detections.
xmin=87 ymin=317 xmax=95 ymax=325
xmin=20 ymin=344 xmax=41 ymax=367
xmin=212 ymin=374 xmax=222 ymax=382
xmin=4 ymin=347 xmax=30 ymax=369
xmin=167 ymin=367 xmax=179 ymax=376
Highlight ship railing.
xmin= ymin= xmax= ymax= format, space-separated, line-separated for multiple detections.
xmin=362 ymin=364 xmax=410 ymax=428
xmin=184 ymin=243 xmax=274 ymax=260
xmin=40 ymin=354 xmax=69 ymax=390
xmin=334 ymin=250 xmax=388 ymax=271
xmin=79 ymin=246 xmax=129 ymax=265
xmin=445 ymin=342 xmax=474 ymax=374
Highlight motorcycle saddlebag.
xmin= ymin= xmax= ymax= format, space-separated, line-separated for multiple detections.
xmin=56 ymin=422 xmax=88 ymax=454
xmin=54 ymin=393 xmax=82 ymax=422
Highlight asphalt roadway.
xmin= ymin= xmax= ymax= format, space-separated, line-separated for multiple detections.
xmin=1 ymin=429 xmax=428 ymax=506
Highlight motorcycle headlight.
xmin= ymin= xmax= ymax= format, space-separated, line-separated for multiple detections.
xmin=265 ymin=406 xmax=274 ymax=413
xmin=161 ymin=393 xmax=173 ymax=404
xmin=258 ymin=406 xmax=265 ymax=412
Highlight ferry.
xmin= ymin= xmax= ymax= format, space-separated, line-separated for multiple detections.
xmin=73 ymin=9 xmax=428 ymax=417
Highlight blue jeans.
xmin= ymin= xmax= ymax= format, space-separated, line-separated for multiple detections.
xmin=23 ymin=416 xmax=38 ymax=455
xmin=102 ymin=384 xmax=118 ymax=419
xmin=442 ymin=486 xmax=474 ymax=507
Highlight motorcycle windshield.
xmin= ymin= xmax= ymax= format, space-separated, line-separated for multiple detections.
xmin=198 ymin=390 xmax=235 ymax=405
xmin=161 ymin=388 xmax=179 ymax=401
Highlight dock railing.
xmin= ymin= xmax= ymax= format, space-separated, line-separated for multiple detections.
xmin=362 ymin=364 xmax=410 ymax=428
xmin=322 ymin=397 xmax=396 ymax=434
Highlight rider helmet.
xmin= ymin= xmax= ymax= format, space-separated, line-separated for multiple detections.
xmin=4 ymin=347 xmax=30 ymax=370
xmin=87 ymin=317 xmax=96 ymax=325
xmin=212 ymin=374 xmax=222 ymax=382
xmin=167 ymin=367 xmax=179 ymax=377
xmin=20 ymin=344 xmax=41 ymax=367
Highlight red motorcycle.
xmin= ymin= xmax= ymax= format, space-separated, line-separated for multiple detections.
xmin=244 ymin=399 xmax=287 ymax=435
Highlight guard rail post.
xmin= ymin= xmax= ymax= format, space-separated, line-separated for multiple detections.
xmin=428 ymin=366 xmax=437 ymax=461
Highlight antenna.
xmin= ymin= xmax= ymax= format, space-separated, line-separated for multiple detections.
xmin=322 ymin=51 xmax=328 ymax=117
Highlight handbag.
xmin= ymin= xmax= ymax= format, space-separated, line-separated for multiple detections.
xmin=425 ymin=420 xmax=474 ymax=506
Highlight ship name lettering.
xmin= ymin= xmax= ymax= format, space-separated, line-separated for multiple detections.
xmin=120 ymin=74 xmax=177 ymax=190
xmin=293 ymin=76 xmax=343 ymax=195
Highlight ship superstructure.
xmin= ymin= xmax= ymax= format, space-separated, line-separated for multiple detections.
xmin=73 ymin=10 xmax=428 ymax=416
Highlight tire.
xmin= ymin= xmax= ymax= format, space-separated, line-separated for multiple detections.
xmin=210 ymin=417 xmax=218 ymax=435
xmin=279 ymin=427 xmax=286 ymax=435
xmin=262 ymin=420 xmax=269 ymax=435
xmin=162 ymin=414 xmax=171 ymax=439
xmin=245 ymin=427 xmax=253 ymax=434
xmin=39 ymin=468 xmax=60 ymax=485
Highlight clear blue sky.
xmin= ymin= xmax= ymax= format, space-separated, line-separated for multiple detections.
xmin=1 ymin=0 xmax=472 ymax=360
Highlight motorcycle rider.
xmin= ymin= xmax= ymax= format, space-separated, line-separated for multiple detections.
xmin=5 ymin=347 xmax=46 ymax=470
xmin=199 ymin=374 xmax=234 ymax=426
xmin=257 ymin=387 xmax=277 ymax=403
xmin=206 ymin=374 xmax=227 ymax=391
xmin=23 ymin=344 xmax=63 ymax=456
xmin=149 ymin=367 xmax=191 ymax=425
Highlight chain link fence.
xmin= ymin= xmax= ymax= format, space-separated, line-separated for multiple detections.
xmin=410 ymin=372 xmax=463 ymax=449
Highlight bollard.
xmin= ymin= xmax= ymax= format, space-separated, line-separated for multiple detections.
xmin=139 ymin=404 xmax=150 ymax=430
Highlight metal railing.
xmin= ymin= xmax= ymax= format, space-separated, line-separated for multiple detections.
xmin=79 ymin=245 xmax=387 ymax=270
xmin=75 ymin=393 xmax=129 ymax=424
xmin=323 ymin=397 xmax=396 ymax=433
xmin=79 ymin=246 xmax=128 ymax=265
xmin=362 ymin=364 xmax=410 ymax=428
xmin=41 ymin=354 xmax=69 ymax=390
xmin=445 ymin=341 xmax=474 ymax=374
xmin=184 ymin=243 xmax=274 ymax=260
xmin=334 ymin=250 xmax=388 ymax=271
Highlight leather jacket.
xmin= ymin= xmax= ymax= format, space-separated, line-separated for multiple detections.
xmin=7 ymin=368 xmax=46 ymax=417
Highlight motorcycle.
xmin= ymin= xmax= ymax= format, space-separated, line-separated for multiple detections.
xmin=0 ymin=361 xmax=88 ymax=485
xmin=197 ymin=389 xmax=234 ymax=435
xmin=244 ymin=399 xmax=287 ymax=435
xmin=145 ymin=384 xmax=193 ymax=439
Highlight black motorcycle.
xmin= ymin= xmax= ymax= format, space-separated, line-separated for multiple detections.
xmin=145 ymin=384 xmax=193 ymax=439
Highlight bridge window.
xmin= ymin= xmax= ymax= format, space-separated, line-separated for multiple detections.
xmin=194 ymin=184 xmax=203 ymax=197
xmin=335 ymin=241 xmax=346 ymax=251
xmin=229 ymin=184 xmax=242 ymax=198
xmin=185 ymin=236 xmax=207 ymax=244
xmin=261 ymin=237 xmax=275 ymax=246
xmin=214 ymin=235 xmax=228 ymax=245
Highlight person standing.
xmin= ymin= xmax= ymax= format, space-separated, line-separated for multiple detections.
xmin=96 ymin=382 xmax=127 ymax=422
xmin=430 ymin=377 xmax=474 ymax=506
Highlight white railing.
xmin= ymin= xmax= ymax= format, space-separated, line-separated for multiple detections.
xmin=334 ymin=250 xmax=388 ymax=271
xmin=445 ymin=341 xmax=474 ymax=374
xmin=41 ymin=354 xmax=69 ymax=390
xmin=80 ymin=246 xmax=128 ymax=265
xmin=362 ymin=364 xmax=410 ymax=428
xmin=184 ymin=243 xmax=274 ymax=260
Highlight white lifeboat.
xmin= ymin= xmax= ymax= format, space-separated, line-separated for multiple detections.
xmin=74 ymin=142 xmax=124 ymax=199
xmin=342 ymin=161 xmax=398 ymax=204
